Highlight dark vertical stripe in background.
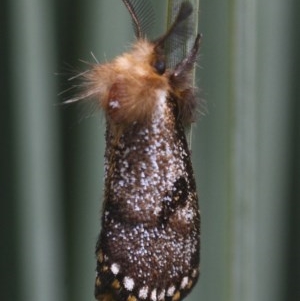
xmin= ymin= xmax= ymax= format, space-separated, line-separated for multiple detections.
xmin=1 ymin=0 xmax=299 ymax=301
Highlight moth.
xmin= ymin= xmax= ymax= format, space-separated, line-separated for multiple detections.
xmin=67 ymin=1 xmax=201 ymax=301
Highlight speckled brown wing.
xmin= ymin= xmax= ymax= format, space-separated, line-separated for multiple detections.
xmin=94 ymin=92 xmax=200 ymax=301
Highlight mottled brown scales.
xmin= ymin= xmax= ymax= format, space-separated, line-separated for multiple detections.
xmin=187 ymin=280 xmax=193 ymax=290
xmin=112 ymin=280 xmax=121 ymax=290
xmin=96 ymin=277 xmax=102 ymax=287
xmin=98 ymin=249 xmax=104 ymax=263
xmin=128 ymin=295 xmax=138 ymax=301
xmin=172 ymin=291 xmax=181 ymax=301
xmin=99 ymin=293 xmax=116 ymax=301
xmin=102 ymin=265 xmax=109 ymax=272
xmin=68 ymin=1 xmax=201 ymax=301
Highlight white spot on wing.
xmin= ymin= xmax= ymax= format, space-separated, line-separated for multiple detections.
xmin=110 ymin=263 xmax=120 ymax=275
xmin=158 ymin=289 xmax=165 ymax=301
xmin=180 ymin=276 xmax=189 ymax=289
xmin=151 ymin=288 xmax=157 ymax=301
xmin=138 ymin=286 xmax=149 ymax=299
xmin=123 ymin=276 xmax=135 ymax=291
xmin=167 ymin=285 xmax=175 ymax=297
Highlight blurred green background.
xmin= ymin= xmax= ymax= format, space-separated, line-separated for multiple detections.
xmin=1 ymin=0 xmax=299 ymax=301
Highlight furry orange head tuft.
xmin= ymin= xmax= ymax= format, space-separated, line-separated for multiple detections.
xmin=66 ymin=1 xmax=201 ymax=130
xmin=84 ymin=40 xmax=170 ymax=125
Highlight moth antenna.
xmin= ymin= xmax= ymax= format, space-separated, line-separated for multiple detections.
xmin=121 ymin=0 xmax=143 ymax=38
xmin=154 ymin=1 xmax=193 ymax=50
xmin=173 ymin=33 xmax=202 ymax=77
